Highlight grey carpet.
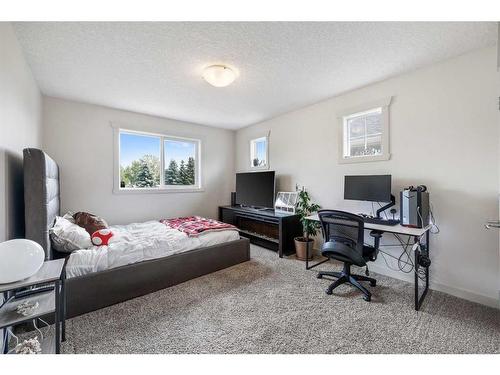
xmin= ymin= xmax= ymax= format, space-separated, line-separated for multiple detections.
xmin=59 ymin=245 xmax=499 ymax=354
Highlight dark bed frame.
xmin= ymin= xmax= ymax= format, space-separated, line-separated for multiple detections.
xmin=23 ymin=148 xmax=250 ymax=318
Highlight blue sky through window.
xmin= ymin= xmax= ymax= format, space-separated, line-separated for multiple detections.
xmin=256 ymin=140 xmax=266 ymax=162
xmin=120 ymin=133 xmax=196 ymax=167
xmin=120 ymin=132 xmax=160 ymax=167
xmin=164 ymin=140 xmax=196 ymax=164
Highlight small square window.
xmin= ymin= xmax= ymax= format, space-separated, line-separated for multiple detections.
xmin=250 ymin=136 xmax=268 ymax=169
xmin=345 ymin=108 xmax=383 ymax=158
xmin=339 ymin=98 xmax=391 ymax=164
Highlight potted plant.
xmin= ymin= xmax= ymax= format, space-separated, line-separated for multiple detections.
xmin=294 ymin=187 xmax=321 ymax=261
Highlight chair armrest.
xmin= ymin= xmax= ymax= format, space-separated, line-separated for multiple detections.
xmin=369 ymin=230 xmax=383 ymax=239
xmin=369 ymin=230 xmax=383 ymax=251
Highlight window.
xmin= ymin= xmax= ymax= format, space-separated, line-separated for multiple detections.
xmin=115 ymin=127 xmax=201 ymax=192
xmin=250 ymin=136 xmax=268 ymax=169
xmin=164 ymin=139 xmax=197 ymax=186
xmin=339 ymin=97 xmax=391 ymax=163
xmin=344 ymin=108 xmax=382 ymax=157
xmin=120 ymin=132 xmax=161 ymax=188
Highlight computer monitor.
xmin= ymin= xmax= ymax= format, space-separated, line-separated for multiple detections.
xmin=344 ymin=175 xmax=392 ymax=203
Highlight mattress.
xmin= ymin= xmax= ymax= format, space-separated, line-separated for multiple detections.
xmin=65 ymin=221 xmax=240 ymax=278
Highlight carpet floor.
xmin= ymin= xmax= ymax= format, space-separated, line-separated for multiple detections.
xmin=59 ymin=245 xmax=499 ymax=354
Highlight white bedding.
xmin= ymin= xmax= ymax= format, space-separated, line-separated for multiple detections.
xmin=65 ymin=221 xmax=240 ymax=278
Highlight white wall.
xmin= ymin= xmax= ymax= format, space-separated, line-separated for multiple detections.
xmin=0 ymin=23 xmax=42 ymax=242
xmin=42 ymin=97 xmax=235 ymax=225
xmin=236 ymin=47 xmax=500 ymax=308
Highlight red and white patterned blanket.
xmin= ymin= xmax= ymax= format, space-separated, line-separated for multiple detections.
xmin=160 ymin=216 xmax=237 ymax=237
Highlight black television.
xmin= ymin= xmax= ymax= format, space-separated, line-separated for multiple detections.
xmin=344 ymin=175 xmax=392 ymax=202
xmin=236 ymin=171 xmax=275 ymax=209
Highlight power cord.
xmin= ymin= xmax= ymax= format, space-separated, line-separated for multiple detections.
xmin=371 ymin=205 xmax=429 ymax=280
xmin=360 ymin=202 xmax=430 ymax=280
xmin=429 ymin=202 xmax=440 ymax=234
xmin=365 ymin=238 xmax=415 ymax=273
xmin=394 ymin=234 xmax=414 ymax=273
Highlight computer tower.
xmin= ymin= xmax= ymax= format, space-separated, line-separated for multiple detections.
xmin=400 ymin=188 xmax=429 ymax=228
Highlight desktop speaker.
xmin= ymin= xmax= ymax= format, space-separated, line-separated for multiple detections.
xmin=230 ymin=192 xmax=237 ymax=206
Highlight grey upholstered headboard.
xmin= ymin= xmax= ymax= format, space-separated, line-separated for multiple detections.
xmin=23 ymin=148 xmax=60 ymax=260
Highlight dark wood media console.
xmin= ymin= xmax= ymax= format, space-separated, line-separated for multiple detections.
xmin=219 ymin=205 xmax=302 ymax=257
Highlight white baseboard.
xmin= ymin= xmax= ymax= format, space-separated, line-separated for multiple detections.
xmin=429 ymin=281 xmax=500 ymax=309
xmin=367 ymin=263 xmax=500 ymax=309
xmin=305 ymin=248 xmax=499 ymax=309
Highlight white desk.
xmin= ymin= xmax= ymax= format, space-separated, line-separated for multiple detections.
xmin=305 ymin=213 xmax=432 ymax=311
xmin=305 ymin=213 xmax=431 ymax=237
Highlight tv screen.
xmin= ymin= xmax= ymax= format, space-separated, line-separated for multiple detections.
xmin=344 ymin=175 xmax=392 ymax=202
xmin=236 ymin=171 xmax=275 ymax=208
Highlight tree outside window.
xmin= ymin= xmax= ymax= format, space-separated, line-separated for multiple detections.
xmin=118 ymin=130 xmax=199 ymax=190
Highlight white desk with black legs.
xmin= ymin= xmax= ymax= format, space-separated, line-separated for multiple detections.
xmin=305 ymin=213 xmax=432 ymax=311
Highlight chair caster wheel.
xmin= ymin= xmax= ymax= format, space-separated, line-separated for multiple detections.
xmin=325 ymin=289 xmax=333 ymax=295
xmin=317 ymin=274 xmax=323 ymax=279
xmin=370 ymin=281 xmax=376 ymax=287
xmin=363 ymin=295 xmax=371 ymax=302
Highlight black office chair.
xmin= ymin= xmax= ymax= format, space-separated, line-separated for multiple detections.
xmin=317 ymin=210 xmax=382 ymax=302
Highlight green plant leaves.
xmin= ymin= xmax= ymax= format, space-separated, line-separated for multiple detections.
xmin=296 ymin=188 xmax=321 ymax=239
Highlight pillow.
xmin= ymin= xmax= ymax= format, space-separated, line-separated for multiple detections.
xmin=62 ymin=212 xmax=76 ymax=224
xmin=91 ymin=229 xmax=114 ymax=246
xmin=50 ymin=216 xmax=92 ymax=253
xmin=73 ymin=212 xmax=108 ymax=236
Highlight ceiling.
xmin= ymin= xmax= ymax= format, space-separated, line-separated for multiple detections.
xmin=13 ymin=22 xmax=497 ymax=129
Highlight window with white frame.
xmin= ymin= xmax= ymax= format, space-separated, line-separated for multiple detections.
xmin=250 ymin=136 xmax=268 ymax=169
xmin=339 ymin=97 xmax=391 ymax=163
xmin=116 ymin=128 xmax=201 ymax=192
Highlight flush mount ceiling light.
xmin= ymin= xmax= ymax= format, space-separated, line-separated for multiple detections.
xmin=202 ymin=65 xmax=236 ymax=87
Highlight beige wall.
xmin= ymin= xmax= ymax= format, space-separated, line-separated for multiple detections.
xmin=42 ymin=97 xmax=235 ymax=225
xmin=0 ymin=23 xmax=42 ymax=242
xmin=236 ymin=47 xmax=499 ymax=307
xmin=3 ymin=21 xmax=498 ymax=307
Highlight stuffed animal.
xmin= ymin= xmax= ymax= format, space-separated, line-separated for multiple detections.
xmin=91 ymin=228 xmax=114 ymax=246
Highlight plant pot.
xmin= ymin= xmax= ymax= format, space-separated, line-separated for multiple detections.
xmin=294 ymin=237 xmax=314 ymax=261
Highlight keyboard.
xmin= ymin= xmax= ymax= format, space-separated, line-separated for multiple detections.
xmin=362 ymin=217 xmax=400 ymax=226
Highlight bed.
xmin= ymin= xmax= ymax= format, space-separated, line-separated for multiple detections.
xmin=23 ymin=148 xmax=250 ymax=318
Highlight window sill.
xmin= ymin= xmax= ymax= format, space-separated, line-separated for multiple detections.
xmin=338 ymin=153 xmax=390 ymax=164
xmin=113 ymin=187 xmax=205 ymax=194
xmin=249 ymin=165 xmax=270 ymax=170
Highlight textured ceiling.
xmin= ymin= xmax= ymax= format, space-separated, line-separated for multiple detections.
xmin=13 ymin=22 xmax=497 ymax=129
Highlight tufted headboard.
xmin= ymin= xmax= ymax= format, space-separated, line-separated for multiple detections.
xmin=23 ymin=148 xmax=60 ymax=260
